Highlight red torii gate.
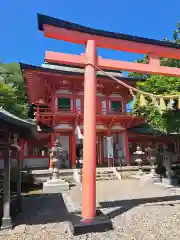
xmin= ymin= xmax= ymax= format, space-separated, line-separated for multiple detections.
xmin=38 ymin=14 xmax=180 ymax=225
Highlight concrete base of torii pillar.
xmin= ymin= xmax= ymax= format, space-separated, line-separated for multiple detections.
xmin=69 ymin=210 xmax=113 ymax=235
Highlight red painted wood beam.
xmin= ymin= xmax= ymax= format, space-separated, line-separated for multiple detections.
xmin=43 ymin=25 xmax=180 ymax=60
xmin=45 ymin=52 xmax=86 ymax=67
xmin=45 ymin=51 xmax=180 ymax=77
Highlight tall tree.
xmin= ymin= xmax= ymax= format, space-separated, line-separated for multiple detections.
xmin=0 ymin=62 xmax=28 ymax=118
xmin=130 ymin=22 xmax=180 ymax=134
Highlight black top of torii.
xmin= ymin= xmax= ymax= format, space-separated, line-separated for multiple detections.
xmin=37 ymin=13 xmax=180 ymax=49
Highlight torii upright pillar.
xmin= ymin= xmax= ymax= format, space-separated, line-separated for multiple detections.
xmin=82 ymin=40 xmax=97 ymax=220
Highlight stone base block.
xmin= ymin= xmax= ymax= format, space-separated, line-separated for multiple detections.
xmin=69 ymin=210 xmax=113 ymax=235
xmin=162 ymin=177 xmax=178 ymax=186
xmin=43 ymin=179 xmax=69 ymax=193
xmin=140 ymin=174 xmax=161 ymax=183
xmin=134 ymin=171 xmax=144 ymax=179
xmin=1 ymin=217 xmax=12 ymax=230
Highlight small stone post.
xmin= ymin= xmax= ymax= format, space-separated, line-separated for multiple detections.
xmin=134 ymin=146 xmax=144 ymax=176
xmin=161 ymin=146 xmax=176 ymax=185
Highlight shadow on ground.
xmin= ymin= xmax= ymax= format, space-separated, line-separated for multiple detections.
xmin=14 ymin=193 xmax=71 ymax=227
xmin=13 ymin=192 xmax=180 ymax=228
xmin=99 ymin=195 xmax=180 ymax=219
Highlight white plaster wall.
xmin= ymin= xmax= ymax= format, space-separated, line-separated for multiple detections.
xmin=54 ymin=124 xmax=72 ymax=130
xmin=111 ymin=125 xmax=124 ymax=131
xmin=76 ymin=92 xmax=105 ymax=97
xmin=0 ymin=158 xmax=49 ymax=169
xmin=56 ymin=90 xmax=72 ymax=94
xmin=79 ymin=124 xmax=106 ymax=130
xmin=23 ymin=158 xmax=49 ymax=169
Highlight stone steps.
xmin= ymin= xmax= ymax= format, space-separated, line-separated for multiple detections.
xmin=78 ymin=169 xmax=118 ymax=182
xmin=32 ymin=169 xmax=75 ymax=185
xmin=115 ymin=167 xmax=151 ymax=179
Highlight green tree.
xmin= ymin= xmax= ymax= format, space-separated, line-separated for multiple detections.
xmin=130 ymin=22 xmax=180 ymax=134
xmin=0 ymin=62 xmax=28 ymax=118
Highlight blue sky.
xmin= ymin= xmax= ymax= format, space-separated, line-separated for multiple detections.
xmin=1 ymin=0 xmax=180 ymax=66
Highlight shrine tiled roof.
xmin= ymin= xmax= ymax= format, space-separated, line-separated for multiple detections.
xmin=20 ymin=62 xmax=144 ymax=82
xmin=128 ymin=123 xmax=163 ymax=135
xmin=0 ymin=108 xmax=35 ymax=129
xmin=38 ymin=14 xmax=180 ymax=49
xmin=42 ymin=63 xmax=124 ymax=78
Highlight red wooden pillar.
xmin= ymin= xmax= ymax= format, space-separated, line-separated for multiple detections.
xmin=125 ymin=131 xmax=131 ymax=166
xmin=71 ymin=133 xmax=76 ymax=168
xmin=82 ymin=40 xmax=97 ymax=220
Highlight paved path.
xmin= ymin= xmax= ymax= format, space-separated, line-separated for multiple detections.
xmin=1 ymin=179 xmax=180 ymax=239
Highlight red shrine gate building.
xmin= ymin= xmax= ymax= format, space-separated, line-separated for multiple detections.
xmin=20 ymin=62 xmax=145 ymax=168
xmin=20 ymin=14 xmax=180 ymax=170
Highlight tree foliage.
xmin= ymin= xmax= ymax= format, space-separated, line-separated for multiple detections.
xmin=0 ymin=62 xmax=28 ymax=118
xmin=130 ymin=22 xmax=180 ymax=134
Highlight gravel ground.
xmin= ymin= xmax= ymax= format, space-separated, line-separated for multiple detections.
xmin=1 ymin=179 xmax=180 ymax=240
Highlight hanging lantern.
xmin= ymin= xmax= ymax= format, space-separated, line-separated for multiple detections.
xmin=151 ymin=97 xmax=159 ymax=108
xmin=159 ymin=98 xmax=166 ymax=110
xmin=139 ymin=94 xmax=146 ymax=107
xmin=167 ymin=99 xmax=174 ymax=110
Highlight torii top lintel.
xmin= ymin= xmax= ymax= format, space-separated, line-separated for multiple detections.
xmin=38 ymin=14 xmax=180 ymax=60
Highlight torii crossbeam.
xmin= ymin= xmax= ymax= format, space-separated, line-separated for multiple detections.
xmin=38 ymin=13 xmax=180 ymax=233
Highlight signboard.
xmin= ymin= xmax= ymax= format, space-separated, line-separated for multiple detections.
xmin=106 ymin=137 xmax=114 ymax=158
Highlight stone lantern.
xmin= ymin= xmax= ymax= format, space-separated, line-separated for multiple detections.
xmin=162 ymin=147 xmax=172 ymax=178
xmin=134 ymin=146 xmax=144 ymax=175
xmin=51 ymin=139 xmax=63 ymax=179
xmin=143 ymin=144 xmax=161 ymax=182
xmin=145 ymin=145 xmax=156 ymax=175
xmin=43 ymin=139 xmax=69 ymax=193
xmin=161 ymin=146 xmax=177 ymax=185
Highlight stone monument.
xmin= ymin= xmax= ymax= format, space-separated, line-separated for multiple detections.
xmin=142 ymin=145 xmax=161 ymax=182
xmin=43 ymin=139 xmax=69 ymax=193
xmin=161 ymin=147 xmax=177 ymax=186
